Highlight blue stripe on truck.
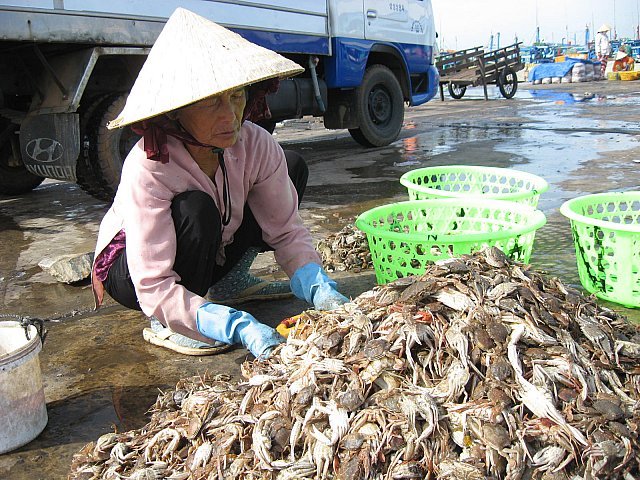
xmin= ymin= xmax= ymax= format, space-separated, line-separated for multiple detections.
xmin=230 ymin=27 xmax=330 ymax=55
xmin=229 ymin=31 xmax=438 ymax=107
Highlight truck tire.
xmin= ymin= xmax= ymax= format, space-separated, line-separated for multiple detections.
xmin=0 ymin=120 xmax=45 ymax=195
xmin=349 ymin=65 xmax=404 ymax=147
xmin=76 ymin=94 xmax=113 ymax=201
xmin=498 ymin=67 xmax=518 ymax=99
xmin=85 ymin=93 xmax=140 ymax=201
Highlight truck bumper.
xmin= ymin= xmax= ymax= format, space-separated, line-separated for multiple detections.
xmin=410 ymin=65 xmax=440 ymax=106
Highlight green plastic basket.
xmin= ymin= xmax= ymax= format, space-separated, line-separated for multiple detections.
xmin=355 ymin=199 xmax=546 ymax=284
xmin=400 ymin=165 xmax=549 ymax=207
xmin=560 ymin=192 xmax=640 ymax=308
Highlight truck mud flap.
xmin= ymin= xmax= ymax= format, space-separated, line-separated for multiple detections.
xmin=19 ymin=113 xmax=80 ymax=182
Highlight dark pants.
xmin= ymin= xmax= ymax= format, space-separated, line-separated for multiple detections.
xmin=104 ymin=150 xmax=308 ymax=310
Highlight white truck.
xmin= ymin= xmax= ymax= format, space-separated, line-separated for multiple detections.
xmin=0 ymin=0 xmax=439 ymax=200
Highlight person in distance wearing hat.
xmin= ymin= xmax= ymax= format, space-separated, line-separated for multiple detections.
xmin=595 ymin=24 xmax=612 ymax=78
xmin=91 ymin=8 xmax=348 ymax=358
xmin=613 ymin=47 xmax=635 ymax=72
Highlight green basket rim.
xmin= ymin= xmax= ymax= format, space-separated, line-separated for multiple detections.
xmin=399 ymin=165 xmax=549 ymax=201
xmin=560 ymin=191 xmax=640 ymax=234
xmin=355 ymin=199 xmax=547 ymax=243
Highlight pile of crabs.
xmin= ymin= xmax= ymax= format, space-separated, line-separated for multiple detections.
xmin=317 ymin=223 xmax=372 ymax=274
xmin=70 ymin=248 xmax=640 ymax=479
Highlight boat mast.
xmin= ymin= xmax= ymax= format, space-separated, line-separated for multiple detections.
xmin=613 ymin=0 xmax=617 ymax=39
xmin=535 ymin=0 xmax=540 ymax=43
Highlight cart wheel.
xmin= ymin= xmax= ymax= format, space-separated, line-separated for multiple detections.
xmin=448 ymin=83 xmax=467 ymax=99
xmin=498 ymin=67 xmax=518 ymax=99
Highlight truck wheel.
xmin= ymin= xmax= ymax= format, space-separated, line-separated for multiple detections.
xmin=77 ymin=94 xmax=113 ymax=201
xmin=349 ymin=65 xmax=404 ymax=147
xmin=498 ymin=67 xmax=518 ymax=99
xmin=448 ymin=83 xmax=467 ymax=99
xmin=86 ymin=93 xmax=140 ymax=201
xmin=0 ymin=120 xmax=45 ymax=195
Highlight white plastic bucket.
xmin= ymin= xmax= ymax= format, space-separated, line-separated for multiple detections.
xmin=0 ymin=321 xmax=48 ymax=454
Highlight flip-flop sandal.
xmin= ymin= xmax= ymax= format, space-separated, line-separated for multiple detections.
xmin=207 ymin=280 xmax=293 ymax=305
xmin=142 ymin=326 xmax=233 ymax=356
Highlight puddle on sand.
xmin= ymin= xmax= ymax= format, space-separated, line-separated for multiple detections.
xmin=345 ymin=128 xmax=521 ymax=179
xmin=0 ymin=182 xmax=107 ymax=317
xmin=522 ymin=108 xmax=635 ymax=133
xmin=42 ymin=385 xmax=161 ymax=442
xmin=524 ymin=88 xmax=640 ymax=107
xmin=0 ymin=211 xmax=33 ymax=310
xmin=308 ymin=118 xmax=638 ymax=213
xmin=495 ymin=130 xmax=639 ymax=210
xmin=519 ymin=90 xmax=640 ymax=133
xmin=525 ymin=89 xmax=605 ymax=105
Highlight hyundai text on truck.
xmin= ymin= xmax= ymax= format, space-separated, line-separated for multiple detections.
xmin=0 ymin=0 xmax=439 ymax=200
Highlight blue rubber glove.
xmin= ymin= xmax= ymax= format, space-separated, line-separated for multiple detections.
xmin=290 ymin=262 xmax=349 ymax=311
xmin=196 ymin=303 xmax=284 ymax=358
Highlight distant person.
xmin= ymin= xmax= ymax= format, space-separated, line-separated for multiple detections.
xmin=613 ymin=49 xmax=635 ymax=72
xmin=91 ymin=9 xmax=348 ymax=358
xmin=595 ymin=24 xmax=612 ymax=77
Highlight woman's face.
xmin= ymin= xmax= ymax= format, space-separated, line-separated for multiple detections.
xmin=176 ymin=88 xmax=247 ymax=148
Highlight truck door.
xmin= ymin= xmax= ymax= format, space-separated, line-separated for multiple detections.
xmin=364 ymin=0 xmax=431 ymax=45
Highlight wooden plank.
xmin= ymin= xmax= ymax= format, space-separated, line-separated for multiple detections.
xmin=437 ymin=50 xmax=482 ymax=66
xmin=436 ymin=45 xmax=483 ymax=63
xmin=436 ymin=46 xmax=484 ymax=73
xmin=439 ymin=69 xmax=479 ymax=83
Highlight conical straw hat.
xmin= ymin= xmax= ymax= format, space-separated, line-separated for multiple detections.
xmin=616 ymin=50 xmax=628 ymax=60
xmin=107 ymin=8 xmax=304 ymax=129
xmin=598 ymin=24 xmax=611 ymax=33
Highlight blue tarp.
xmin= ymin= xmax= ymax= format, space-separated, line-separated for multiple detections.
xmin=529 ymin=58 xmax=596 ymax=81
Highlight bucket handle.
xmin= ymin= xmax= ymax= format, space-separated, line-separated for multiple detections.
xmin=20 ymin=317 xmax=47 ymax=346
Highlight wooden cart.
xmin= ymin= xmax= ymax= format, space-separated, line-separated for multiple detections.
xmin=436 ymin=43 xmax=524 ymax=100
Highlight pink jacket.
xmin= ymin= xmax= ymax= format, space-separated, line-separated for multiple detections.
xmin=92 ymin=121 xmax=321 ymax=342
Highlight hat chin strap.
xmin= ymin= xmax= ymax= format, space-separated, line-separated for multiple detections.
xmin=213 ymin=147 xmax=232 ymax=226
xmin=132 ymin=117 xmax=232 ymax=226
xmin=171 ymin=122 xmax=232 ymax=226
xmin=172 ymin=124 xmax=232 ymax=227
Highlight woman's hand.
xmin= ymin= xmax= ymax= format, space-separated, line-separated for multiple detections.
xmin=196 ymin=303 xmax=284 ymax=358
xmin=290 ymin=262 xmax=349 ymax=311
